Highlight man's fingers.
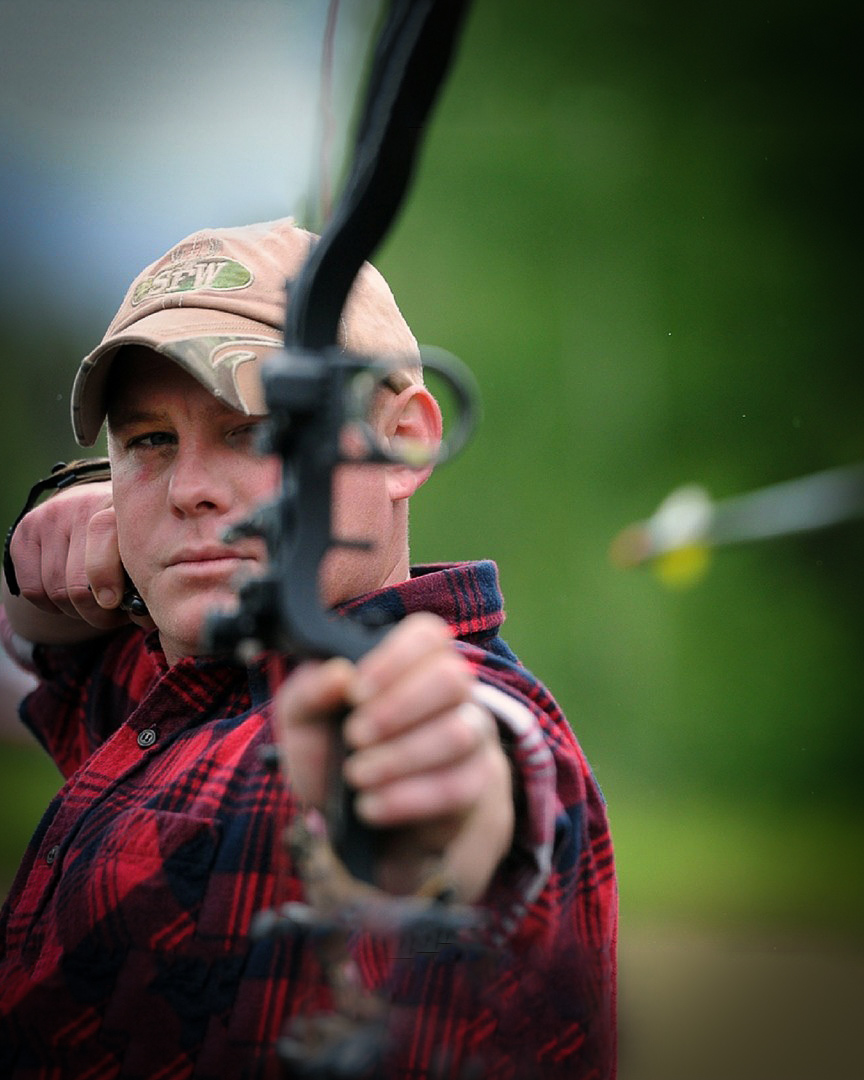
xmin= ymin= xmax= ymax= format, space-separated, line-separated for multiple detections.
xmin=274 ymin=658 xmax=355 ymax=806
xmin=348 ymin=612 xmax=453 ymax=706
xmin=343 ymin=616 xmax=472 ymax=748
xmin=345 ymin=651 xmax=473 ymax=749
xmin=10 ymin=513 xmax=65 ymax=615
xmin=276 ymin=657 xmax=355 ymax=726
xmin=85 ymin=507 xmax=126 ymax=610
xmin=54 ymin=506 xmax=127 ymax=630
xmin=271 ymin=629 xmax=515 ymax=903
xmin=344 ymin=701 xmax=493 ymax=790
xmin=8 ymin=481 xmax=122 ymax=629
xmin=354 ymin=754 xmax=484 ymax=826
xmin=351 ymin=703 xmax=500 ymax=826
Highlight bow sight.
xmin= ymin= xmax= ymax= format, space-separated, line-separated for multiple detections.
xmin=205 ymin=345 xmax=479 ymax=667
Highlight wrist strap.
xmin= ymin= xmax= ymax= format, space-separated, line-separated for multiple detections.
xmin=4 ymin=458 xmax=112 ymax=596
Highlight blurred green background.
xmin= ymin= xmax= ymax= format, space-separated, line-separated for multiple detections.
xmin=1 ymin=2 xmax=862 ymax=1077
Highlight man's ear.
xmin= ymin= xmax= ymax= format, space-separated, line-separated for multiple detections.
xmin=382 ymin=385 xmax=443 ymax=501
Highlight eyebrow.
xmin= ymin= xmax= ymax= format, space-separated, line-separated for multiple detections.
xmin=106 ymin=406 xmax=170 ymax=433
xmin=108 ymin=375 xmax=404 ymax=436
xmin=108 ymin=398 xmax=270 ymax=438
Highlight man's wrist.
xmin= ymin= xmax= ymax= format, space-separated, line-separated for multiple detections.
xmin=4 ymin=458 xmax=111 ymax=596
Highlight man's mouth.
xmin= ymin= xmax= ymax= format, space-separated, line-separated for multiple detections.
xmin=165 ymin=545 xmax=259 ymax=571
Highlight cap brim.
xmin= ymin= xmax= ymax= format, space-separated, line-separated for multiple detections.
xmin=72 ymin=307 xmax=282 ymax=446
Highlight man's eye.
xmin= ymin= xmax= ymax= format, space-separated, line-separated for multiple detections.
xmin=128 ymin=431 xmax=175 ymax=449
xmin=227 ymin=422 xmax=263 ymax=449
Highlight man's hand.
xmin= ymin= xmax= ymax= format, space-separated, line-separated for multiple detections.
xmin=3 ymin=481 xmax=151 ymax=643
xmin=274 ymin=612 xmax=514 ymax=904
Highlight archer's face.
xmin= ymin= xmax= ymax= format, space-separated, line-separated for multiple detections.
xmin=107 ymin=350 xmax=411 ymax=665
xmin=107 ymin=352 xmax=278 ymax=665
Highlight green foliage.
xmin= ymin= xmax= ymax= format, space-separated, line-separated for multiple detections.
xmin=377 ymin=0 xmax=864 ymax=813
xmin=613 ymin=790 xmax=864 ymax=937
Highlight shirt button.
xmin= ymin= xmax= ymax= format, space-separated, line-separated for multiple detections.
xmin=46 ymin=845 xmax=60 ymax=865
xmin=137 ymin=728 xmax=158 ymax=748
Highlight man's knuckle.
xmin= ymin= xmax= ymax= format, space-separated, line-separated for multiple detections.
xmin=433 ymin=765 xmax=475 ymax=814
xmin=87 ymin=509 xmax=117 ymax=544
xmin=44 ymin=582 xmax=71 ymax=608
xmin=405 ymin=611 xmax=449 ymax=646
xmin=9 ymin=524 xmax=37 ymax=564
xmin=67 ymin=581 xmax=92 ymax=607
xmin=447 ymin=710 xmax=480 ymax=757
xmin=439 ymin=652 xmax=472 ymax=696
xmin=19 ymin=582 xmax=47 ymax=608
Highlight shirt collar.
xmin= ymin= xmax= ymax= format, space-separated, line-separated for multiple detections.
xmin=340 ymin=560 xmax=505 ymax=643
xmin=145 ymin=559 xmax=505 ymax=674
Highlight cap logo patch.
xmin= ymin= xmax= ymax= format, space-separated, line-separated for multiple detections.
xmin=131 ymin=257 xmax=253 ymax=306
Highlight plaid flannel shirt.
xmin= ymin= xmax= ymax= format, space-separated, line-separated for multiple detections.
xmin=0 ymin=561 xmax=616 ymax=1079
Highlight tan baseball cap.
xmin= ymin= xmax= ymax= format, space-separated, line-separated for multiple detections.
xmin=71 ymin=217 xmax=420 ymax=446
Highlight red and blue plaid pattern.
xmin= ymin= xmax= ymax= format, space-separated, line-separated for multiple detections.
xmin=0 ymin=562 xmax=616 ymax=1078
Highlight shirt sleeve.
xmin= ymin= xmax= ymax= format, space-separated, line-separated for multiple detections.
xmin=423 ymin=643 xmax=618 ymax=1076
xmin=17 ymin=625 xmax=153 ymax=778
xmin=464 ymin=649 xmax=615 ymax=935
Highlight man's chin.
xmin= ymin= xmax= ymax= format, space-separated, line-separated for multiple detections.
xmin=152 ymin=589 xmax=243 ymax=662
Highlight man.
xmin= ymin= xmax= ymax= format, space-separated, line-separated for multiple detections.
xmin=0 ymin=218 xmax=616 ymax=1078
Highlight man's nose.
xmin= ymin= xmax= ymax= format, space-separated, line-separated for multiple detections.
xmin=168 ymin=445 xmax=233 ymax=516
